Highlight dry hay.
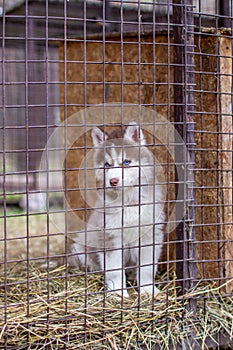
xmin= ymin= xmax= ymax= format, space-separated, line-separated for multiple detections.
xmin=1 ymin=209 xmax=233 ymax=349
xmin=0 ymin=265 xmax=233 ymax=350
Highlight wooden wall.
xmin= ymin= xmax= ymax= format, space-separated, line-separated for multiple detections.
xmin=59 ymin=32 xmax=232 ymax=290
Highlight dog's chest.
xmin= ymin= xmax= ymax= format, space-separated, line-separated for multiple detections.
xmin=105 ymin=202 xmax=154 ymax=231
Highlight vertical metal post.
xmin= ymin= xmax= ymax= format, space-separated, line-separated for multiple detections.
xmin=28 ymin=8 xmax=46 ymax=188
xmin=2 ymin=1 xmax=8 ymax=345
xmin=173 ymin=0 xmax=197 ymax=296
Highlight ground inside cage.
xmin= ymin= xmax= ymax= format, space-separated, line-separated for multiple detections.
xmin=0 ymin=264 xmax=232 ymax=350
xmin=0 ymin=204 xmax=65 ymax=267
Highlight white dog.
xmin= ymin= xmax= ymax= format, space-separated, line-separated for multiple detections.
xmin=71 ymin=122 xmax=164 ymax=297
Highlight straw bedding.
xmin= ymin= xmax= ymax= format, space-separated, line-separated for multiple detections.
xmin=0 ymin=210 xmax=233 ymax=349
xmin=0 ymin=264 xmax=233 ymax=349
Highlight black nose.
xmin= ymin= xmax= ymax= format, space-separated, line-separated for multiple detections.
xmin=110 ymin=178 xmax=119 ymax=187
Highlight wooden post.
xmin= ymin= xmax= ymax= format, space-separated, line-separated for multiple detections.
xmin=219 ymin=36 xmax=233 ymax=293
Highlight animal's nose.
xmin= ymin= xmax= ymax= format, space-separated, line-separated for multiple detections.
xmin=110 ymin=178 xmax=119 ymax=187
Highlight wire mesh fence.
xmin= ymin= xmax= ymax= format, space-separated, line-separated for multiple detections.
xmin=0 ymin=0 xmax=233 ymax=349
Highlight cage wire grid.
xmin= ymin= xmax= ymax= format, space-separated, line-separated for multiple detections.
xmin=0 ymin=0 xmax=233 ymax=349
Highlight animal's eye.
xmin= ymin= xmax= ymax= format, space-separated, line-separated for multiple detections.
xmin=122 ymin=159 xmax=131 ymax=166
xmin=104 ymin=162 xmax=112 ymax=168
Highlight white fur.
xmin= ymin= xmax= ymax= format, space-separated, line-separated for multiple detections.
xmin=71 ymin=122 xmax=164 ymax=297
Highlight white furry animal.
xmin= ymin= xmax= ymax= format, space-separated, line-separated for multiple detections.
xmin=71 ymin=122 xmax=164 ymax=297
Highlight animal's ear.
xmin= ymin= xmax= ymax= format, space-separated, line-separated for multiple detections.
xmin=91 ymin=127 xmax=108 ymax=146
xmin=125 ymin=121 xmax=146 ymax=145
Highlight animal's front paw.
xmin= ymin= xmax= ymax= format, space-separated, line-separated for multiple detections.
xmin=139 ymin=285 xmax=161 ymax=297
xmin=107 ymin=288 xmax=130 ymax=300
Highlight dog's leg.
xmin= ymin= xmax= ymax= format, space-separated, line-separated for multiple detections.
xmin=137 ymin=244 xmax=162 ymax=296
xmin=99 ymin=249 xmax=129 ymax=298
xmin=69 ymin=241 xmax=87 ymax=269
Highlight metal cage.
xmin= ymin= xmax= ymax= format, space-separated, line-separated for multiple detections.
xmin=0 ymin=0 xmax=233 ymax=349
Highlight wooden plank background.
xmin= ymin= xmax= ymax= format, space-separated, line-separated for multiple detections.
xmin=59 ymin=32 xmax=233 ymax=287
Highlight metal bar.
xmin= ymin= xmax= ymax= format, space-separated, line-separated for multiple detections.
xmin=63 ymin=2 xmax=69 ymax=349
xmin=173 ymin=0 xmax=197 ymax=296
xmin=1 ymin=1 xmax=8 ymax=348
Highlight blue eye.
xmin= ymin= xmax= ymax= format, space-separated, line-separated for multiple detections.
xmin=104 ymin=162 xmax=112 ymax=168
xmin=122 ymin=160 xmax=131 ymax=166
